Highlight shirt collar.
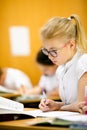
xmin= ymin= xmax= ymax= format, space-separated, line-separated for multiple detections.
xmin=64 ymin=51 xmax=81 ymax=71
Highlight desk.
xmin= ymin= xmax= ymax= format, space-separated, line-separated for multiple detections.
xmin=0 ymin=118 xmax=70 ymax=130
xmin=0 ymin=108 xmax=69 ymax=130
xmin=0 ymin=93 xmax=20 ymax=99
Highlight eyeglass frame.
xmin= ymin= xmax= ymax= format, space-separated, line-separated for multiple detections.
xmin=41 ymin=43 xmax=68 ymax=58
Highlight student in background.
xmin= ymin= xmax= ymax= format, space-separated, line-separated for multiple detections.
xmin=0 ymin=68 xmax=32 ymax=94
xmin=28 ymin=50 xmax=59 ymax=97
xmin=39 ymin=14 xmax=87 ymax=112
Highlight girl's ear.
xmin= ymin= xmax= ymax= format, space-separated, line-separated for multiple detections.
xmin=69 ymin=40 xmax=76 ymax=50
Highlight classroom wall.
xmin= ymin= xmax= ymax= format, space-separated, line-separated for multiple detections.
xmin=0 ymin=0 xmax=87 ymax=85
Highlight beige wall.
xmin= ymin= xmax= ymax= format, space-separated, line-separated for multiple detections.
xmin=0 ymin=0 xmax=87 ymax=85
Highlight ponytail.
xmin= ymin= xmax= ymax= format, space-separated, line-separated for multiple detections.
xmin=40 ymin=14 xmax=87 ymax=53
xmin=70 ymin=14 xmax=87 ymax=53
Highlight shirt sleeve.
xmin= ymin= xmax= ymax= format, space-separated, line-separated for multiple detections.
xmin=14 ymin=75 xmax=33 ymax=89
xmin=38 ymin=76 xmax=46 ymax=89
xmin=76 ymin=54 xmax=87 ymax=80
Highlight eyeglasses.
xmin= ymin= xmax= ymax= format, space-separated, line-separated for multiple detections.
xmin=41 ymin=44 xmax=67 ymax=58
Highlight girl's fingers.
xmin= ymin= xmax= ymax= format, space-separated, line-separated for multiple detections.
xmin=39 ymin=99 xmax=49 ymax=109
xmin=39 ymin=99 xmax=54 ymax=112
xmin=41 ymin=99 xmax=51 ymax=107
xmin=82 ymin=106 xmax=87 ymax=112
xmin=40 ymin=99 xmax=47 ymax=107
xmin=45 ymin=99 xmax=50 ymax=105
xmin=45 ymin=99 xmax=53 ymax=105
xmin=39 ymin=103 xmax=49 ymax=112
xmin=78 ymin=108 xmax=83 ymax=113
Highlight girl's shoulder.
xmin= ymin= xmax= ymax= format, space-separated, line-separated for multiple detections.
xmin=77 ymin=53 xmax=87 ymax=64
xmin=76 ymin=53 xmax=87 ymax=79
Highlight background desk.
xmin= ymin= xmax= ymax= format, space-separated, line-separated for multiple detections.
xmin=19 ymin=95 xmax=60 ymax=108
xmin=0 ymin=93 xmax=60 ymax=108
xmin=0 ymin=93 xmax=20 ymax=99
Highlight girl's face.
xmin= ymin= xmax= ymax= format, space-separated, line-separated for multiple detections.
xmin=42 ymin=38 xmax=76 ymax=65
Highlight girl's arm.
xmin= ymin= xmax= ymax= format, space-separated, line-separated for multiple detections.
xmin=60 ymin=72 xmax=87 ymax=113
xmin=47 ymin=88 xmax=59 ymax=97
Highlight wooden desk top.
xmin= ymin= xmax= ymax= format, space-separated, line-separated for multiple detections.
xmin=0 ymin=93 xmax=20 ymax=99
xmin=0 ymin=118 xmax=69 ymax=130
xmin=0 ymin=108 xmax=69 ymax=130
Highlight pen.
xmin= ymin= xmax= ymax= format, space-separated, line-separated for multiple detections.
xmin=42 ymin=89 xmax=47 ymax=101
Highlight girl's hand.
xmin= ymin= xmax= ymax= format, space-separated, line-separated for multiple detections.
xmin=39 ymin=99 xmax=63 ymax=112
xmin=77 ymin=101 xmax=87 ymax=114
xmin=82 ymin=105 xmax=87 ymax=113
xmin=60 ymin=102 xmax=86 ymax=113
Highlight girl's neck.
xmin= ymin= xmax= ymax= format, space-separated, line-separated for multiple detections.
xmin=67 ymin=49 xmax=77 ymax=63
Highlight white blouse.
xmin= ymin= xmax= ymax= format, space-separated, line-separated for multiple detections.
xmin=56 ymin=51 xmax=87 ymax=105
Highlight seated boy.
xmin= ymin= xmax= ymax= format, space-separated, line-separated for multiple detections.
xmin=28 ymin=50 xmax=59 ymax=97
xmin=0 ymin=68 xmax=32 ymax=94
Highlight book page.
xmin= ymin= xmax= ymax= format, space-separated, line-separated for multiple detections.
xmin=60 ymin=114 xmax=87 ymax=122
xmin=0 ymin=97 xmax=24 ymax=112
xmin=23 ymin=110 xmax=79 ymax=118
xmin=23 ymin=110 xmax=42 ymax=117
xmin=0 ymin=108 xmax=80 ymax=120
xmin=0 ymin=108 xmax=22 ymax=114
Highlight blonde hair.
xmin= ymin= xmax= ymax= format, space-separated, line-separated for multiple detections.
xmin=40 ymin=14 xmax=87 ymax=53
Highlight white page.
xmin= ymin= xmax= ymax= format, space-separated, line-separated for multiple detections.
xmin=0 ymin=97 xmax=24 ymax=112
xmin=23 ymin=110 xmax=42 ymax=117
xmin=0 ymin=108 xmax=23 ymax=114
xmin=23 ymin=110 xmax=79 ymax=118
xmin=38 ymin=111 xmax=79 ymax=118
xmin=1 ymin=109 xmax=86 ymax=123
xmin=0 ymin=108 xmax=82 ymax=122
xmin=60 ymin=114 xmax=87 ymax=122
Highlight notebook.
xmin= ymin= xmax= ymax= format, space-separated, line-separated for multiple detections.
xmin=0 ymin=106 xmax=79 ymax=119
xmin=0 ymin=97 xmax=86 ymax=123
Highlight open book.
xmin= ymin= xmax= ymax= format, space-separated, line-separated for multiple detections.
xmin=0 ymin=96 xmax=24 ymax=112
xmin=0 ymin=97 xmax=87 ymax=123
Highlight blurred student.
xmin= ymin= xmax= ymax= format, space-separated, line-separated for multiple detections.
xmin=0 ymin=68 xmax=32 ymax=94
xmin=28 ymin=50 xmax=59 ymax=97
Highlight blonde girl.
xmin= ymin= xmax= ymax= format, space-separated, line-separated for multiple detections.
xmin=39 ymin=14 xmax=87 ymax=113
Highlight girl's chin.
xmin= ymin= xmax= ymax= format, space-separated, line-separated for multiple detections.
xmin=52 ymin=61 xmax=58 ymax=64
